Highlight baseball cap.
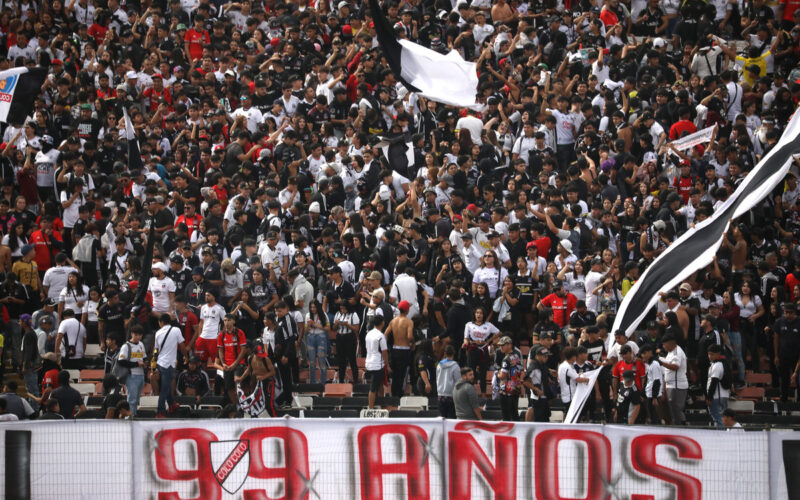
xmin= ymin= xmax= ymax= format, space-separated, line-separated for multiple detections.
xmin=20 ymin=244 xmax=34 ymax=255
xmin=369 ymin=271 xmax=382 ymax=280
xmin=397 ymin=300 xmax=411 ymax=312
xmin=125 ymin=70 xmax=138 ymax=79
xmin=622 ymin=369 xmax=635 ymax=380
xmin=536 ymin=347 xmax=550 ymax=356
xmin=497 ymin=336 xmax=512 ymax=345
xmin=191 ymin=266 xmax=204 ymax=276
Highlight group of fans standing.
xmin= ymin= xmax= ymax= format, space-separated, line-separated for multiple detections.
xmin=0 ymin=0 xmax=799 ymax=424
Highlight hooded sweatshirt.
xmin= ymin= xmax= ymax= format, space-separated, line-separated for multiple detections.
xmin=436 ymin=358 xmax=461 ymax=397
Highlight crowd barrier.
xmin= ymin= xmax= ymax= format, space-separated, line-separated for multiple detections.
xmin=1 ymin=418 xmax=798 ymax=499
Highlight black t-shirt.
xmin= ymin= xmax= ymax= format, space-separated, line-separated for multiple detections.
xmin=415 ymin=352 xmax=437 ymax=396
xmin=51 ymin=385 xmax=83 ymax=419
xmin=615 ymin=383 xmax=641 ymax=423
xmin=580 ymin=338 xmax=606 ymax=365
xmin=775 ymin=316 xmax=800 ymax=357
xmin=513 ymin=272 xmax=536 ymax=309
xmin=98 ymin=302 xmax=126 ymax=336
xmin=168 ymin=268 xmax=193 ymax=296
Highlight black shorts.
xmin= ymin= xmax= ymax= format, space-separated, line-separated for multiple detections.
xmin=367 ymin=368 xmax=387 ymax=393
xmin=223 ymin=366 xmax=246 ymax=392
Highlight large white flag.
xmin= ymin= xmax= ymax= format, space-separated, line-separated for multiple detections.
xmin=563 ymin=367 xmax=602 ymax=424
xmin=0 ymin=67 xmax=46 ymax=124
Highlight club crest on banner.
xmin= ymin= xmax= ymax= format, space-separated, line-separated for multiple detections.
xmin=0 ymin=74 xmax=17 ymax=102
xmin=209 ymin=439 xmax=250 ymax=494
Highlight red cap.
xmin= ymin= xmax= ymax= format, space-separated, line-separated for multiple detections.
xmin=342 ymin=24 xmax=352 ymax=35
xmin=369 ymin=21 xmax=375 ymax=28
xmin=680 ymin=158 xmax=690 ymax=166
xmin=499 ymin=58 xmax=508 ymax=66
xmin=466 ymin=203 xmax=479 ymax=212
xmin=128 ymin=280 xmax=139 ymax=291
xmin=453 ymin=214 xmax=463 ymax=221
xmin=152 ymin=73 xmax=162 ymax=79
xmin=694 ymin=144 xmax=705 ymax=155
xmin=51 ymin=59 xmax=63 ymax=65
xmin=398 ymin=300 xmax=410 ymax=312
xmin=270 ymin=37 xmax=280 ymax=46
xmin=526 ymin=241 xmax=538 ymax=250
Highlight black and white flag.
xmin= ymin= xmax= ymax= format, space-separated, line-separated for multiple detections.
xmin=368 ymin=0 xmax=478 ymax=107
xmin=611 ymin=110 xmax=800 ymax=343
xmin=0 ymin=67 xmax=46 ymax=124
xmin=122 ymin=106 xmax=144 ymax=172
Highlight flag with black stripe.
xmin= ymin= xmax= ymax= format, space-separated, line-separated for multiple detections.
xmin=611 ymin=110 xmax=800 ymax=342
xmin=368 ymin=0 xmax=478 ymax=107
xmin=0 ymin=67 xmax=46 ymax=124
xmin=122 ymin=106 xmax=144 ymax=172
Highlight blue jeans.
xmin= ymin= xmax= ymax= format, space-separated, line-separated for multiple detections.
xmin=24 ymin=369 xmax=39 ymax=411
xmin=306 ymin=333 xmax=328 ymax=384
xmin=709 ymin=397 xmax=728 ymax=427
xmin=727 ymin=330 xmax=746 ymax=384
xmin=157 ymin=365 xmax=175 ymax=414
xmin=126 ymin=374 xmax=145 ymax=416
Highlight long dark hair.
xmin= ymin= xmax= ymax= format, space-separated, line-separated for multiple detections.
xmin=309 ymin=299 xmax=328 ymax=327
xmin=6 ymin=220 xmax=24 ymax=251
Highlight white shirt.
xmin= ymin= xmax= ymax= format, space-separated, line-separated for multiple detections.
xmin=663 ymin=346 xmax=689 ymax=389
xmin=512 ymin=135 xmax=537 ymax=166
xmin=548 ymin=109 xmax=576 ymax=145
xmin=455 ymin=115 xmax=483 ymax=145
xmin=154 ymin=325 xmax=185 ymax=369
xmin=60 ymin=190 xmax=85 ymax=228
xmin=58 ymin=285 xmax=89 ymax=316
xmin=58 ymin=317 xmax=87 ymax=359
xmin=584 ymin=270 xmax=605 ymax=313
xmin=199 ymin=303 xmax=226 ymax=340
xmin=35 ymin=149 xmax=59 ymax=187
xmin=607 ymin=340 xmax=640 ymax=360
xmin=707 ymin=360 xmax=730 ymax=399
xmin=118 ymin=340 xmax=146 ymax=376
xmin=645 ymin=360 xmax=665 ymax=398
xmin=364 ymin=327 xmax=387 ymax=371
xmin=473 ymin=267 xmax=508 ymax=298
xmin=464 ymin=321 xmax=499 ymax=343
xmin=231 ymin=106 xmax=263 ymax=134
xmin=148 ymin=276 xmax=176 ymax=313
xmin=43 ymin=265 xmax=73 ymax=301
xmin=558 ymin=360 xmax=580 ymax=403
xmin=390 ymin=273 xmax=419 ymax=314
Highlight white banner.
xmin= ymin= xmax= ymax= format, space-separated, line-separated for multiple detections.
xmin=0 ymin=67 xmax=29 ymax=123
xmin=667 ymin=125 xmax=715 ymax=154
xmin=0 ymin=419 xmax=785 ymax=499
xmin=563 ymin=367 xmax=602 ymax=424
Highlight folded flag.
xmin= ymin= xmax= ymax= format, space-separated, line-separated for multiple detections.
xmin=611 ymin=110 xmax=800 ymax=345
xmin=0 ymin=67 xmax=46 ymax=124
xmin=368 ymin=0 xmax=478 ymax=107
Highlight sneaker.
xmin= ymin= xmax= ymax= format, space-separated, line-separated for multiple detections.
xmin=278 ymin=402 xmax=293 ymax=410
xmin=155 ymin=413 xmax=167 ymax=419
xmin=168 ymin=403 xmax=180 ymax=414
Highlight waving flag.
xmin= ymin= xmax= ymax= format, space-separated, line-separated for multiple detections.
xmin=0 ymin=67 xmax=46 ymax=124
xmin=368 ymin=0 xmax=478 ymax=107
xmin=122 ymin=106 xmax=144 ymax=172
xmin=611 ymin=110 xmax=800 ymax=343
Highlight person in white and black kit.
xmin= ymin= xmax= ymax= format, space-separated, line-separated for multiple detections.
xmin=153 ymin=314 xmax=187 ymax=418
xmin=365 ymin=314 xmax=389 ymax=409
xmin=614 ymin=370 xmax=642 ymax=425
xmin=525 ymin=346 xmax=553 ymax=422
xmin=558 ymin=346 xmax=589 ymax=413
xmin=274 ymin=300 xmax=300 ymax=408
xmin=640 ymin=344 xmax=665 ymax=424
xmin=333 ymin=302 xmax=360 ymax=383
xmin=706 ymin=344 xmax=730 ymax=427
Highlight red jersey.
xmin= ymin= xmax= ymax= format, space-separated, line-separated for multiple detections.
xmin=142 ymin=87 xmax=173 ymax=112
xmin=599 ymin=8 xmax=619 ymax=26
xmin=612 ymin=359 xmax=646 ymax=390
xmin=540 ymin=292 xmax=578 ymax=327
xmin=217 ymin=329 xmax=246 ymax=365
xmin=184 ymin=28 xmax=210 ymax=61
xmin=673 ymin=175 xmax=693 ymax=203
xmin=29 ymin=229 xmax=62 ymax=271
xmin=88 ymin=23 xmax=108 ymax=45
xmin=668 ymin=119 xmax=697 ymax=141
xmin=177 ymin=309 xmax=199 ymax=344
xmin=533 ymin=236 xmax=551 ymax=258
xmin=212 ymin=185 xmax=228 ymax=209
xmin=175 ymin=214 xmax=203 ymax=238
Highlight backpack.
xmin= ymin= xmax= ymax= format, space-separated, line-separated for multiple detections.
xmin=720 ymin=356 xmax=733 ymax=390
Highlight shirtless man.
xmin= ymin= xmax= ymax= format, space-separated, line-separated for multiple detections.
xmin=491 ymin=0 xmax=516 ymax=25
xmin=385 ymin=300 xmax=415 ymax=398
xmin=721 ymin=222 xmax=747 ymax=289
xmin=657 ymin=291 xmax=690 ymax=342
xmin=235 ymin=340 xmax=277 ymax=417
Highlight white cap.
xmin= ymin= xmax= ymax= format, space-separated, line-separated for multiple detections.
xmin=652 ymin=37 xmax=665 ymax=48
xmin=643 ymin=151 xmax=658 ymax=164
xmin=309 ymin=201 xmax=321 ymax=213
xmin=125 ymin=70 xmax=138 ymax=79
xmin=559 ymin=239 xmax=572 ymax=253
xmin=153 ymin=262 xmax=168 ymax=273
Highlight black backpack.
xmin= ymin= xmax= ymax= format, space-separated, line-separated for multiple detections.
xmin=720 ymin=356 xmax=733 ymax=390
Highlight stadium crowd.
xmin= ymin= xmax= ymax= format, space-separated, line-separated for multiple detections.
xmin=0 ymin=0 xmax=799 ymax=426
